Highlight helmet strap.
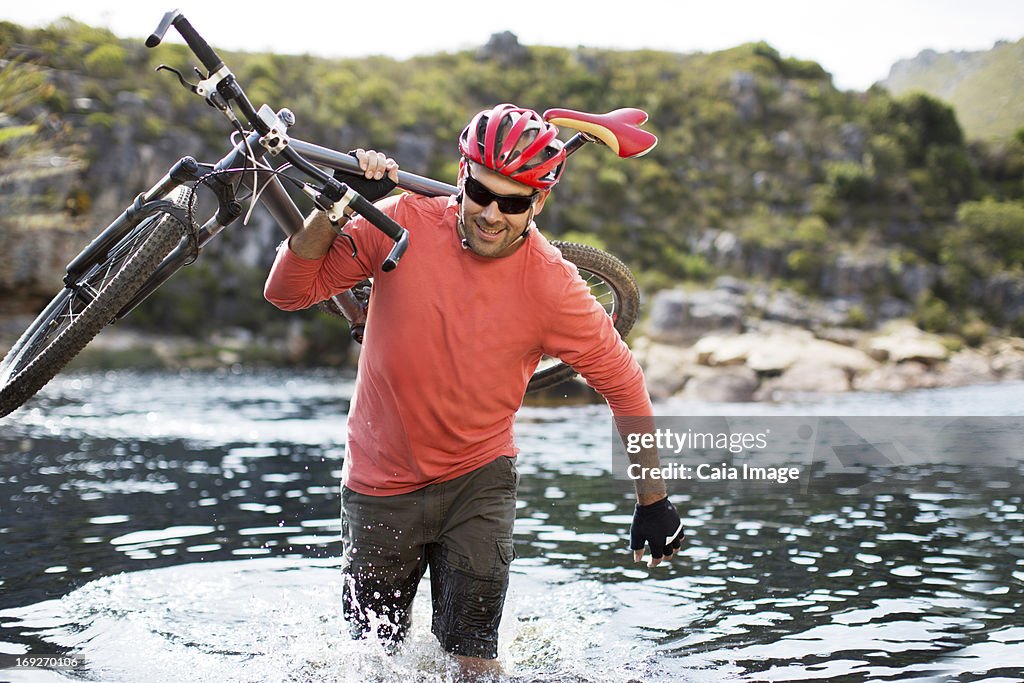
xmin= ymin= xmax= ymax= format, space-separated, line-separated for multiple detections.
xmin=454 ymin=164 xmax=534 ymax=256
xmin=454 ymin=201 xmax=533 ymax=255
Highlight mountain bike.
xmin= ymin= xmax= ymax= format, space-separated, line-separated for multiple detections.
xmin=0 ymin=10 xmax=658 ymax=418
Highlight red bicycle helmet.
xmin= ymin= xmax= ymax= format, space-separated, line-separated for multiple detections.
xmin=458 ymin=104 xmax=567 ymax=190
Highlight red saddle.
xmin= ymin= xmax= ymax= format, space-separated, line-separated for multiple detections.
xmin=544 ymin=107 xmax=658 ymax=158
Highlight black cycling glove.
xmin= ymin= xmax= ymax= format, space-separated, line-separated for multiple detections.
xmin=333 ymin=150 xmax=396 ymax=203
xmin=630 ymin=497 xmax=684 ymax=562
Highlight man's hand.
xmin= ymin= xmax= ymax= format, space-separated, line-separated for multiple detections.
xmin=630 ymin=497 xmax=683 ymax=568
xmin=335 ymin=148 xmax=399 ymax=202
xmin=288 ymin=149 xmax=400 ymax=260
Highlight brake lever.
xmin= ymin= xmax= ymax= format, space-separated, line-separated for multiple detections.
xmin=156 ymin=64 xmax=200 ymax=94
xmin=155 ymin=63 xmax=238 ymax=130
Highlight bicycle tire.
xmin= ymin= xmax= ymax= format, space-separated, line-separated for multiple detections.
xmin=525 ymin=240 xmax=640 ymax=394
xmin=0 ymin=193 xmax=187 ymax=417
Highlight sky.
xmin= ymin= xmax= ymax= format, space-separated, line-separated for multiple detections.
xmin=2 ymin=0 xmax=1022 ymax=91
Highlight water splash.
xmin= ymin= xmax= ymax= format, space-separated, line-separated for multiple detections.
xmin=3 ymin=559 xmax=683 ymax=683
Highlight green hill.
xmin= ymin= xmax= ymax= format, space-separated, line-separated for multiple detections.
xmin=881 ymin=38 xmax=1024 ymax=142
xmin=2 ymin=18 xmax=1024 ymax=352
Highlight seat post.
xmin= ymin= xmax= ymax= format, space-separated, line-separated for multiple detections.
xmin=563 ymin=133 xmax=592 ymax=158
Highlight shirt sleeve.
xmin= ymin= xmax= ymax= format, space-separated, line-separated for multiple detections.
xmin=264 ymin=195 xmax=400 ymax=311
xmin=540 ymin=270 xmax=653 ymax=418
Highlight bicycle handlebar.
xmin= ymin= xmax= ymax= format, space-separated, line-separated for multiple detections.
xmin=286 ymin=139 xmax=457 ymax=198
xmin=145 ymin=10 xmax=652 ymax=275
xmin=349 ymin=193 xmax=410 ymax=271
xmin=147 ymin=10 xmax=225 ymax=74
xmin=147 ymin=9 xmax=409 ymax=273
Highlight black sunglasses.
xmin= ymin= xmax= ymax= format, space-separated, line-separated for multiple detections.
xmin=463 ymin=167 xmax=539 ymax=215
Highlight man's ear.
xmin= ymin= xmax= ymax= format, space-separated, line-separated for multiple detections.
xmin=533 ymin=189 xmax=551 ymax=216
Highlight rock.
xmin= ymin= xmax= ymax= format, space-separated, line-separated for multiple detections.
xmin=866 ymin=323 xmax=950 ymax=364
xmin=898 ymin=263 xmax=939 ymax=302
xmin=730 ymin=72 xmax=762 ymax=122
xmin=752 ymin=289 xmax=816 ymax=327
xmin=478 ymin=31 xmax=528 ymax=66
xmin=838 ymin=123 xmax=866 ymax=161
xmin=680 ymin=366 xmax=759 ymax=403
xmin=815 ymin=327 xmax=866 ymax=347
xmin=987 ymin=338 xmax=1024 ymax=379
xmin=772 ymin=130 xmax=804 ymax=157
xmin=819 ymin=250 xmax=891 ymax=298
xmin=876 ymin=297 xmax=914 ymax=322
xmin=632 ymin=339 xmax=700 ymax=400
xmin=821 ymin=296 xmax=866 ymax=327
xmin=646 ymin=289 xmax=744 ymax=345
xmin=695 ymin=329 xmax=877 ymax=375
xmin=714 ymin=276 xmax=749 ymax=296
xmin=977 ymin=273 xmax=1024 ymax=325
xmin=852 ymin=361 xmax=943 ymax=392
xmin=755 ymin=362 xmax=851 ymax=400
xmin=686 ymin=229 xmax=744 ymax=271
xmin=938 ymin=349 xmax=998 ymax=387
xmin=745 ymin=332 xmax=815 ymax=373
xmin=695 ymin=333 xmax=760 ymax=367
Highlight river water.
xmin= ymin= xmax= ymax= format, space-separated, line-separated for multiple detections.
xmin=1 ymin=369 xmax=1022 ymax=682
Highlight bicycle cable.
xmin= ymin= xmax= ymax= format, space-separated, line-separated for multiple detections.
xmin=177 ymin=161 xmax=315 ymax=265
xmin=168 ymin=125 xmax=330 ymax=265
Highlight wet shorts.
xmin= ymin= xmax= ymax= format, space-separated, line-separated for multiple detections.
xmin=341 ymin=455 xmax=519 ymax=659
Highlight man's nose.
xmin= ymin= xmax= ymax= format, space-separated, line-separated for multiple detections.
xmin=480 ymin=200 xmax=503 ymax=222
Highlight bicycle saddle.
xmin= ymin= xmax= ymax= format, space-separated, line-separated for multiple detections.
xmin=544 ymin=108 xmax=658 ymax=158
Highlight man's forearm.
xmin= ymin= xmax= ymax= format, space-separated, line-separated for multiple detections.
xmin=287 ymin=210 xmax=344 ymax=260
xmin=264 ymin=210 xmax=350 ymax=311
xmin=614 ymin=416 xmax=667 ymax=504
xmin=629 ymin=444 xmax=668 ymax=505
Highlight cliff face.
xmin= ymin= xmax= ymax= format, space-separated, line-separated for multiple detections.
xmin=881 ymin=38 xmax=1024 ymax=142
xmin=2 ymin=21 xmax=1022 ymax=348
xmin=0 ymin=53 xmax=283 ymax=316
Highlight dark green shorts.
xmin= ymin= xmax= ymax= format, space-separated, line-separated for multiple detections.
xmin=341 ymin=455 xmax=519 ymax=659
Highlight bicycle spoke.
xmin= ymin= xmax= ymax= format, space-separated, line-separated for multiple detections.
xmin=580 ymin=269 xmax=617 ymax=316
xmin=6 ymin=225 xmax=151 ymax=379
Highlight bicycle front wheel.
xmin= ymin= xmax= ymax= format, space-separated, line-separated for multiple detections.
xmin=525 ymin=241 xmax=640 ymax=394
xmin=0 ymin=196 xmax=187 ymax=417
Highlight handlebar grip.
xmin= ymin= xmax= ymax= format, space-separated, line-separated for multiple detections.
xmin=348 ymin=193 xmax=410 ymax=272
xmin=381 ymin=231 xmax=410 ymax=273
xmin=147 ymin=11 xmax=225 ymax=74
xmin=172 ymin=15 xmax=225 ymax=73
xmin=146 ymin=10 xmax=177 ymax=48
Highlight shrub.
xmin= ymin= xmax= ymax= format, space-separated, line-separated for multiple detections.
xmin=84 ymin=43 xmax=126 ymax=78
xmin=915 ymin=291 xmax=954 ymax=333
xmin=960 ymin=318 xmax=989 ymax=347
xmin=955 ymin=199 xmax=1024 ymax=267
xmin=824 ymin=159 xmax=876 ymax=202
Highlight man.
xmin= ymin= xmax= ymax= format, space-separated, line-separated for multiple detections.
xmin=264 ymin=104 xmax=682 ymax=679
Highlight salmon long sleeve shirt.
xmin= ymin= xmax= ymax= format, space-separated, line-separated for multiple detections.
xmin=264 ymin=193 xmax=653 ymax=495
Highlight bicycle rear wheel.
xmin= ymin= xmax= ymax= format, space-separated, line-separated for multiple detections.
xmin=525 ymin=241 xmax=640 ymax=394
xmin=0 ymin=193 xmax=187 ymax=417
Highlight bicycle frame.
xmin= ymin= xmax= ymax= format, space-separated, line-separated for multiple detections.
xmin=94 ymin=121 xmax=458 ymax=325
xmin=105 ymin=120 xmax=602 ymax=329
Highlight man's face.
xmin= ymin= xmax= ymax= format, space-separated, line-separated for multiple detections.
xmin=458 ymin=162 xmax=547 ymax=258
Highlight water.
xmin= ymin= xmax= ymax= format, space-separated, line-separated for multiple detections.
xmin=1 ymin=370 xmax=1023 ymax=681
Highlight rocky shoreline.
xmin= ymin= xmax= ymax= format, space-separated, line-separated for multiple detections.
xmin=636 ymin=282 xmax=1024 ymax=403
xmin=3 ymin=284 xmax=1024 ymax=405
